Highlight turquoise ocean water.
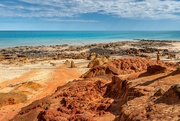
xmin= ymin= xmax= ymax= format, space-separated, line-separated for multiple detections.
xmin=0 ymin=31 xmax=180 ymax=48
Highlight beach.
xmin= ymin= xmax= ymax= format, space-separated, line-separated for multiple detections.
xmin=1 ymin=0 xmax=180 ymax=120
xmin=0 ymin=40 xmax=180 ymax=121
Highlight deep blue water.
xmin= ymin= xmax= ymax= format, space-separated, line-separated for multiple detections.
xmin=0 ymin=31 xmax=180 ymax=48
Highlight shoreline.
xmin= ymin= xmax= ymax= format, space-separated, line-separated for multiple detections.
xmin=0 ymin=39 xmax=134 ymax=49
xmin=1 ymin=39 xmax=180 ymax=49
xmin=0 ymin=40 xmax=180 ymax=67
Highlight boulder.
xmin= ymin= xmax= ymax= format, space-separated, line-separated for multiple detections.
xmin=88 ymin=55 xmax=96 ymax=60
xmin=94 ymin=60 xmax=104 ymax=66
xmin=64 ymin=60 xmax=70 ymax=65
xmin=87 ymin=61 xmax=94 ymax=68
xmin=87 ymin=60 xmax=104 ymax=68
xmin=102 ymin=57 xmax=109 ymax=63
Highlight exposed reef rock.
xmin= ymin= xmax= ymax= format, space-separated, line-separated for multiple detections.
xmin=1 ymin=40 xmax=180 ymax=66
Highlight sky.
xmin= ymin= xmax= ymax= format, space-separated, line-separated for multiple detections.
xmin=0 ymin=0 xmax=180 ymax=31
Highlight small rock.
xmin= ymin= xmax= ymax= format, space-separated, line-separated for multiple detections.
xmin=64 ymin=60 xmax=70 ymax=65
xmin=70 ymin=61 xmax=76 ymax=68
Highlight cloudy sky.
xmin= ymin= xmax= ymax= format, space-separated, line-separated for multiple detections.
xmin=0 ymin=0 xmax=180 ymax=30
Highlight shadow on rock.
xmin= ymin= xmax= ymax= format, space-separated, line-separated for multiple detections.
xmin=155 ymin=84 xmax=180 ymax=105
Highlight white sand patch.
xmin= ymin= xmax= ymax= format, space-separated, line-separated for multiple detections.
xmin=27 ymin=69 xmax=53 ymax=83
xmin=0 ymin=65 xmax=30 ymax=82
xmin=0 ymin=60 xmax=63 ymax=82
xmin=0 ymin=59 xmax=90 ymax=83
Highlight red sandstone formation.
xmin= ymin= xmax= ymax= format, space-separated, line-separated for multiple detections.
xmin=82 ymin=58 xmax=174 ymax=78
xmin=12 ymin=79 xmax=113 ymax=121
xmin=12 ymin=58 xmax=180 ymax=121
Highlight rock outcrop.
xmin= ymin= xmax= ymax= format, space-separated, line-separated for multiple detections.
xmin=83 ymin=58 xmax=173 ymax=78
xmin=87 ymin=53 xmax=112 ymax=68
xmin=12 ymin=78 xmax=113 ymax=121
xmin=11 ymin=58 xmax=180 ymax=121
xmin=118 ymin=84 xmax=180 ymax=121
xmin=146 ymin=65 xmax=167 ymax=74
xmin=70 ymin=61 xmax=76 ymax=68
xmin=155 ymin=84 xmax=180 ymax=104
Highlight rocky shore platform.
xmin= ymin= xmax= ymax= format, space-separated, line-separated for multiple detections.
xmin=0 ymin=40 xmax=179 ymax=121
xmin=0 ymin=40 xmax=180 ymax=65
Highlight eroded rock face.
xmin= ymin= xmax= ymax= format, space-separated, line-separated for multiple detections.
xmin=82 ymin=58 xmax=171 ymax=78
xmin=156 ymin=84 xmax=180 ymax=104
xmin=174 ymin=67 xmax=180 ymax=74
xmin=146 ymin=65 xmax=167 ymax=74
xmin=173 ymin=84 xmax=180 ymax=98
xmin=12 ymin=76 xmax=132 ymax=121
xmin=82 ymin=65 xmax=119 ymax=78
xmin=12 ymin=73 xmax=180 ymax=121
xmin=12 ymin=79 xmax=109 ymax=121
xmin=104 ymin=76 xmax=130 ymax=104
xmin=11 ymin=58 xmax=180 ymax=121
xmin=118 ymin=84 xmax=180 ymax=121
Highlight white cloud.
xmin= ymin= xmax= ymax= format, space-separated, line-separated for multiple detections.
xmin=44 ymin=18 xmax=98 ymax=22
xmin=0 ymin=0 xmax=180 ymax=20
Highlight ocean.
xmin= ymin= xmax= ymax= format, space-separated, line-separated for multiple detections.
xmin=0 ymin=31 xmax=180 ymax=48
